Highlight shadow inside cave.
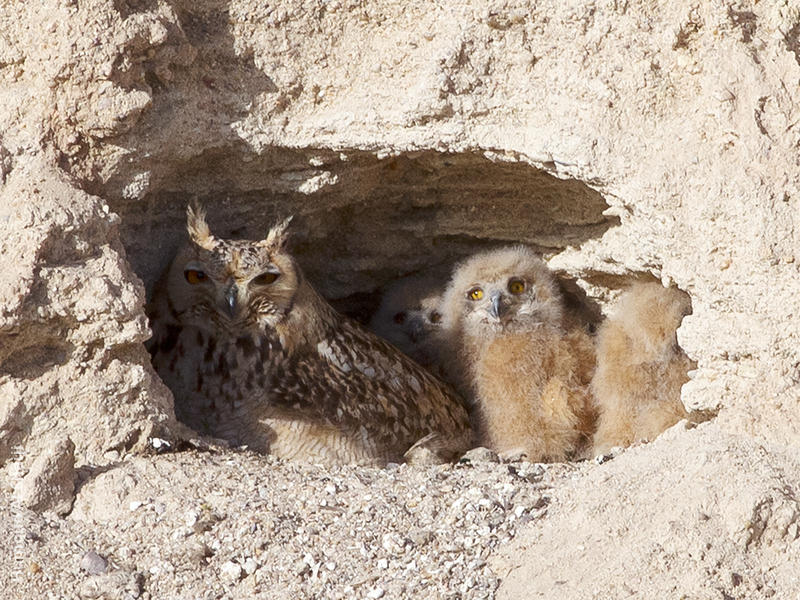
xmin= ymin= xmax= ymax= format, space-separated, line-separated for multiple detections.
xmin=113 ymin=149 xmax=619 ymax=327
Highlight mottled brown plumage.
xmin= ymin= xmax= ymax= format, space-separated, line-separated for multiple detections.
xmin=591 ymin=282 xmax=695 ymax=455
xmin=147 ymin=206 xmax=471 ymax=466
xmin=438 ymin=246 xmax=596 ymax=462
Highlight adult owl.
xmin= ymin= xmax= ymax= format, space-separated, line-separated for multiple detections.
xmin=438 ymin=246 xmax=596 ymax=462
xmin=147 ymin=206 xmax=471 ymax=466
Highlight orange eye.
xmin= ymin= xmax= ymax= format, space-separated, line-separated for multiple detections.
xmin=508 ymin=279 xmax=525 ymax=294
xmin=468 ymin=288 xmax=484 ymax=301
xmin=184 ymin=269 xmax=207 ymax=285
xmin=251 ymin=272 xmax=279 ymax=286
xmin=429 ymin=311 xmax=441 ymax=324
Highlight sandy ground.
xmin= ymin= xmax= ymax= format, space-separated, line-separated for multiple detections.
xmin=4 ymin=420 xmax=799 ymax=599
xmin=2 ymin=447 xmax=578 ymax=599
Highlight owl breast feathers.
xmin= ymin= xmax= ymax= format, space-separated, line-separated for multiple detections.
xmin=147 ymin=206 xmax=471 ymax=466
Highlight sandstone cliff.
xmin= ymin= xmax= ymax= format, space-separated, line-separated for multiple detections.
xmin=1 ymin=1 xmax=799 ymax=597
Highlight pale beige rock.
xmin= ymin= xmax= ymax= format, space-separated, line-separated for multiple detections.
xmin=0 ymin=0 xmax=799 ymax=597
xmin=0 ymin=158 xmax=179 ymax=467
xmin=14 ymin=436 xmax=75 ymax=516
xmin=493 ymin=423 xmax=800 ymax=599
xmin=77 ymin=570 xmax=144 ymax=600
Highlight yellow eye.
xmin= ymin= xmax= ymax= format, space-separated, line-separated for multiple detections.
xmin=184 ymin=269 xmax=207 ymax=285
xmin=251 ymin=271 xmax=279 ymax=286
xmin=468 ymin=287 xmax=484 ymax=301
xmin=508 ymin=279 xmax=525 ymax=294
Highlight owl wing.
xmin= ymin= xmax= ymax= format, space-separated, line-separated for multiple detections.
xmin=268 ymin=318 xmax=470 ymax=458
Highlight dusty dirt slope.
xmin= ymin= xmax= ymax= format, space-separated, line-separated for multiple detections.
xmin=1 ymin=0 xmax=799 ymax=598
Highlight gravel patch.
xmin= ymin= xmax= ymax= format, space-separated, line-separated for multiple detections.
xmin=2 ymin=449 xmax=583 ymax=599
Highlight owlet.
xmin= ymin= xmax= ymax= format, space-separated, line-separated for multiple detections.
xmin=369 ymin=272 xmax=446 ymax=369
xmin=591 ymin=282 xmax=695 ymax=455
xmin=438 ymin=246 xmax=596 ymax=462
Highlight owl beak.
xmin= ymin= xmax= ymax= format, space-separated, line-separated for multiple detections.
xmin=408 ymin=319 xmax=424 ymax=343
xmin=488 ymin=292 xmax=506 ymax=321
xmin=223 ymin=283 xmax=238 ymax=318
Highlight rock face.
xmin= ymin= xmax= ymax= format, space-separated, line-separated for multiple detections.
xmin=14 ymin=435 xmax=76 ymax=516
xmin=494 ymin=423 xmax=800 ymax=598
xmin=0 ymin=159 xmax=177 ymax=466
xmin=0 ymin=0 xmax=799 ymax=596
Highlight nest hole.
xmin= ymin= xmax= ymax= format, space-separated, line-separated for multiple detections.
xmin=111 ymin=148 xmax=619 ymax=327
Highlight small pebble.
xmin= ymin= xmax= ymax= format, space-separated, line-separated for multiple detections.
xmin=150 ymin=438 xmax=171 ymax=452
xmin=367 ymin=588 xmax=385 ymax=599
xmin=80 ymin=550 xmax=108 ymax=575
xmin=220 ymin=560 xmax=243 ymax=581
xmin=243 ymin=557 xmax=258 ymax=575
xmin=295 ymin=558 xmax=310 ymax=576
xmin=461 ymin=447 xmax=500 ymax=464
xmin=187 ymin=541 xmax=212 ymax=565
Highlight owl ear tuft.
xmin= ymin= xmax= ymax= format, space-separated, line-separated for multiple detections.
xmin=260 ymin=216 xmax=294 ymax=250
xmin=186 ymin=204 xmax=218 ymax=251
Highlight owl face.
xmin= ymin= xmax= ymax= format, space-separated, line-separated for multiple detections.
xmin=370 ymin=274 xmax=444 ymax=353
xmin=442 ymin=246 xmax=563 ymax=337
xmin=165 ymin=206 xmax=297 ymax=334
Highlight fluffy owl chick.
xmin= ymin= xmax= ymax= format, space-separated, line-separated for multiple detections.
xmin=369 ymin=273 xmax=445 ymax=368
xmin=439 ymin=246 xmax=596 ymax=462
xmin=147 ymin=206 xmax=471 ymax=466
xmin=591 ymin=282 xmax=695 ymax=455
